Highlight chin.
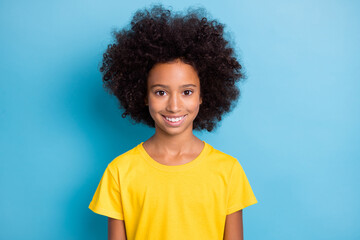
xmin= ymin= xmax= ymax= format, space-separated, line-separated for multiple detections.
xmin=155 ymin=121 xmax=194 ymax=136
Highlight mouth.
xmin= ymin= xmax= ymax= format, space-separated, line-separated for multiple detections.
xmin=162 ymin=115 xmax=187 ymax=126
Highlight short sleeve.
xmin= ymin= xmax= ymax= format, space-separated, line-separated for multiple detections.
xmin=88 ymin=165 xmax=124 ymax=220
xmin=226 ymin=160 xmax=257 ymax=215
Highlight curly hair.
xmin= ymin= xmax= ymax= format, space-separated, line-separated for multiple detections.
xmin=100 ymin=5 xmax=244 ymax=131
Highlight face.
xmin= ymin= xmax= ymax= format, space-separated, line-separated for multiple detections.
xmin=146 ymin=60 xmax=202 ymax=137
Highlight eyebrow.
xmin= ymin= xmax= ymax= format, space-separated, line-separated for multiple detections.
xmin=150 ymin=84 xmax=198 ymax=89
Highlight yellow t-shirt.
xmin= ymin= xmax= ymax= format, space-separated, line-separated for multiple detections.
xmin=89 ymin=142 xmax=257 ymax=239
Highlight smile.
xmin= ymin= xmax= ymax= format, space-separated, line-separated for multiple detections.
xmin=165 ymin=115 xmax=186 ymax=122
xmin=162 ymin=115 xmax=187 ymax=126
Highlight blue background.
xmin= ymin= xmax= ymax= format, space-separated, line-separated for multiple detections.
xmin=1 ymin=0 xmax=359 ymax=239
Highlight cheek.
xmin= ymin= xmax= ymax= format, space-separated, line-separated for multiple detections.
xmin=188 ymin=100 xmax=201 ymax=114
xmin=147 ymin=97 xmax=162 ymax=117
xmin=147 ymin=105 xmax=157 ymax=122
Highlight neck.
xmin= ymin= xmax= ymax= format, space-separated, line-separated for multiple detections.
xmin=147 ymin=127 xmax=201 ymax=154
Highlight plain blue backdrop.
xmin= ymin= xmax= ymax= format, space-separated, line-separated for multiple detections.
xmin=0 ymin=0 xmax=359 ymax=239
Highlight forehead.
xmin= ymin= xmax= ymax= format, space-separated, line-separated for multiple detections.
xmin=147 ymin=60 xmax=200 ymax=87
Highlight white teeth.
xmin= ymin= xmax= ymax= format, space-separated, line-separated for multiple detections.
xmin=165 ymin=116 xmax=184 ymax=122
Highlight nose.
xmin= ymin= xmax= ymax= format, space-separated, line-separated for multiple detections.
xmin=166 ymin=93 xmax=181 ymax=113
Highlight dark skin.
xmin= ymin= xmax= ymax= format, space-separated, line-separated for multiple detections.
xmin=108 ymin=218 xmax=126 ymax=240
xmin=108 ymin=210 xmax=243 ymax=240
xmin=108 ymin=61 xmax=244 ymax=240
xmin=224 ymin=210 xmax=244 ymax=240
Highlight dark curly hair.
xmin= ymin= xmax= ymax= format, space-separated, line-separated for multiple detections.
xmin=101 ymin=5 xmax=244 ymax=131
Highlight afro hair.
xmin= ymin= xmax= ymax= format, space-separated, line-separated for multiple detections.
xmin=100 ymin=5 xmax=245 ymax=131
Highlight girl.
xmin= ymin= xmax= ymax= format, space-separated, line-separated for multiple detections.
xmin=89 ymin=5 xmax=257 ymax=240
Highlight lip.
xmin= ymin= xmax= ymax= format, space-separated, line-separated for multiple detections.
xmin=162 ymin=114 xmax=187 ymax=127
xmin=163 ymin=115 xmax=186 ymax=118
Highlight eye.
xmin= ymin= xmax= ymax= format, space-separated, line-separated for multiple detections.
xmin=155 ymin=90 xmax=166 ymax=96
xmin=183 ymin=90 xmax=193 ymax=96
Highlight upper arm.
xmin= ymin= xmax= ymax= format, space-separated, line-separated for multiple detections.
xmin=223 ymin=210 xmax=243 ymax=240
xmin=108 ymin=218 xmax=127 ymax=240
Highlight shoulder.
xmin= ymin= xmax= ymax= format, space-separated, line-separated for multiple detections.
xmin=106 ymin=143 xmax=143 ymax=175
xmin=205 ymin=142 xmax=240 ymax=171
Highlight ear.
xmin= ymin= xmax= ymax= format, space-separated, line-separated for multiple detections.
xmin=144 ymin=97 xmax=148 ymax=106
xmin=199 ymin=96 xmax=202 ymax=105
